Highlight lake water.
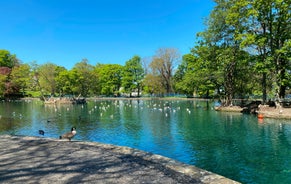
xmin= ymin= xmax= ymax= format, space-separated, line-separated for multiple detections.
xmin=0 ymin=99 xmax=290 ymax=184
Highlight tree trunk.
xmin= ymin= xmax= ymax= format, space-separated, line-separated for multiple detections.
xmin=262 ymin=72 xmax=267 ymax=104
xmin=225 ymin=60 xmax=236 ymax=106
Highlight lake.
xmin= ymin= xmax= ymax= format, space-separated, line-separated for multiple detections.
xmin=0 ymin=99 xmax=290 ymax=184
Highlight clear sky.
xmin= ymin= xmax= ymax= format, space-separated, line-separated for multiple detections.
xmin=0 ymin=0 xmax=214 ymax=69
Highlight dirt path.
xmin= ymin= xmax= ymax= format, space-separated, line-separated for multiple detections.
xmin=0 ymin=135 xmax=239 ymax=184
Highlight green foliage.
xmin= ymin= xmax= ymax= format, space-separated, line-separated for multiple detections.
xmin=0 ymin=50 xmax=18 ymax=68
xmin=0 ymin=74 xmax=7 ymax=98
xmin=173 ymin=54 xmax=197 ymax=95
xmin=225 ymin=0 xmax=291 ymax=99
xmin=55 ymin=69 xmax=75 ymax=95
xmin=0 ymin=50 xmax=21 ymax=98
xmin=183 ymin=0 xmax=291 ymax=104
xmin=95 ymin=64 xmax=123 ymax=96
xmin=71 ymin=59 xmax=96 ymax=97
xmin=25 ymin=90 xmax=42 ymax=98
xmin=35 ymin=63 xmax=63 ymax=96
xmin=143 ymin=73 xmax=166 ymax=95
xmin=10 ymin=64 xmax=31 ymax=95
xmin=122 ymin=55 xmax=144 ymax=96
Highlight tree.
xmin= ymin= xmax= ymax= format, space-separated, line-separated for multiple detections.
xmin=191 ymin=0 xmax=255 ymax=105
xmin=173 ymin=54 xmax=198 ymax=96
xmin=149 ymin=48 xmax=180 ymax=95
xmin=227 ymin=0 xmax=291 ymax=101
xmin=0 ymin=67 xmax=11 ymax=98
xmin=0 ymin=50 xmax=21 ymax=98
xmin=71 ymin=59 xmax=96 ymax=97
xmin=0 ymin=74 xmax=7 ymax=98
xmin=0 ymin=50 xmax=18 ymax=68
xmin=95 ymin=64 xmax=123 ymax=96
xmin=143 ymin=73 xmax=166 ymax=96
xmin=193 ymin=45 xmax=226 ymax=98
xmin=36 ymin=63 xmax=65 ymax=96
xmin=10 ymin=64 xmax=31 ymax=96
xmin=55 ymin=69 xmax=77 ymax=95
xmin=122 ymin=55 xmax=144 ymax=97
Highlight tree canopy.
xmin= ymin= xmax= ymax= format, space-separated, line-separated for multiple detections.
xmin=122 ymin=55 xmax=144 ymax=97
xmin=0 ymin=50 xmax=18 ymax=68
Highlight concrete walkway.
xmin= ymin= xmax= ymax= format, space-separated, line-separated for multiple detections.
xmin=0 ymin=135 xmax=240 ymax=184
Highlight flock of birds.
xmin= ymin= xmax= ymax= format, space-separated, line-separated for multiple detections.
xmin=79 ymin=100 xmax=210 ymax=124
xmin=3 ymin=100 xmax=209 ymax=141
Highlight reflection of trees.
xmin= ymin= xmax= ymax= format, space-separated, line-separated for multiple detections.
xmin=0 ymin=102 xmax=33 ymax=134
xmin=145 ymin=100 xmax=174 ymax=152
xmin=0 ymin=117 xmax=21 ymax=134
xmin=177 ymin=109 xmax=291 ymax=183
xmin=119 ymin=100 xmax=143 ymax=145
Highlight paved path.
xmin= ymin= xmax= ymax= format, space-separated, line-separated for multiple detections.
xmin=0 ymin=135 xmax=239 ymax=184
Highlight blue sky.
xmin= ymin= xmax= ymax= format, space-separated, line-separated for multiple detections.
xmin=1 ymin=0 xmax=214 ymax=69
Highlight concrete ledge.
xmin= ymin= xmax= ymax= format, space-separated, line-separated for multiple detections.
xmin=0 ymin=135 xmax=240 ymax=184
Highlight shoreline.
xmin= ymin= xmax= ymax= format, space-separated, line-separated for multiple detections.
xmin=0 ymin=135 xmax=239 ymax=184
xmin=19 ymin=96 xmax=214 ymax=101
xmin=256 ymin=105 xmax=291 ymax=119
xmin=12 ymin=97 xmax=291 ymax=119
xmin=215 ymin=105 xmax=291 ymax=119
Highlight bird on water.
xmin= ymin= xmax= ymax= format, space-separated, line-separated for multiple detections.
xmin=59 ymin=127 xmax=77 ymax=141
xmin=39 ymin=130 xmax=45 ymax=135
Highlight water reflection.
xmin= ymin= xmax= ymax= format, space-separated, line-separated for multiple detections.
xmin=0 ymin=99 xmax=290 ymax=184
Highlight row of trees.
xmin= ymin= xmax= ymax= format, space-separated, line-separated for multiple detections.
xmin=1 ymin=0 xmax=290 ymax=105
xmin=0 ymin=48 xmax=180 ymax=98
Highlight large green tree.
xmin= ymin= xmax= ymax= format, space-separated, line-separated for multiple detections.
xmin=174 ymin=54 xmax=198 ymax=96
xmin=193 ymin=0 xmax=243 ymax=104
xmin=55 ymin=69 xmax=80 ymax=96
xmin=95 ymin=64 xmax=123 ymax=96
xmin=0 ymin=50 xmax=18 ymax=68
xmin=188 ymin=0 xmax=262 ymax=105
xmin=35 ymin=63 xmax=66 ymax=96
xmin=71 ymin=59 xmax=96 ymax=97
xmin=226 ymin=0 xmax=291 ymax=101
xmin=9 ymin=64 xmax=31 ymax=96
xmin=122 ymin=55 xmax=144 ymax=97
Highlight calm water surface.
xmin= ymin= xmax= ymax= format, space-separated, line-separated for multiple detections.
xmin=0 ymin=99 xmax=290 ymax=184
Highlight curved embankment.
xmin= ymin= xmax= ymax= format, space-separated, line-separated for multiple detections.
xmin=0 ymin=135 xmax=239 ymax=184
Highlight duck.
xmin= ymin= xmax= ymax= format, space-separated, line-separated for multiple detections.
xmin=59 ymin=127 xmax=77 ymax=141
xmin=39 ymin=130 xmax=45 ymax=136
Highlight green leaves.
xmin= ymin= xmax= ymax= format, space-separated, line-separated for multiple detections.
xmin=122 ymin=55 xmax=144 ymax=96
xmin=10 ymin=64 xmax=31 ymax=94
xmin=192 ymin=0 xmax=291 ymax=102
xmin=0 ymin=50 xmax=18 ymax=68
xmin=95 ymin=64 xmax=123 ymax=96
